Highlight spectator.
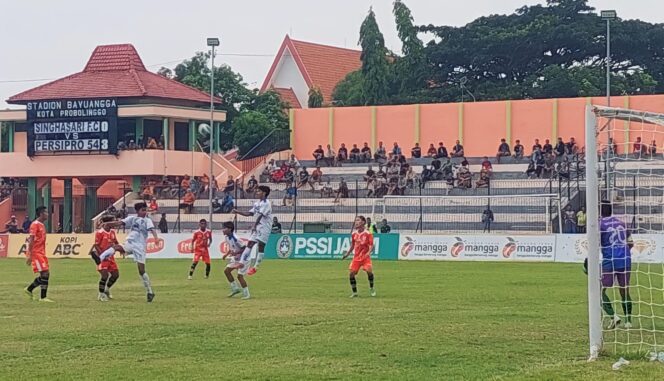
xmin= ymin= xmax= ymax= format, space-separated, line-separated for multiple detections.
xmin=141 ymin=183 xmax=154 ymax=201
xmin=481 ymin=156 xmax=493 ymax=174
xmin=513 ymin=139 xmax=524 ymax=160
xmin=200 ymin=173 xmax=210 ymax=196
xmin=334 ymin=178 xmax=349 ymax=203
xmin=374 ymin=142 xmax=387 ymax=163
xmin=634 ymin=137 xmax=646 ymax=158
xmin=158 ymin=213 xmax=168 ymax=234
xmin=527 ymin=146 xmax=544 ymax=178
xmin=137 ymin=136 xmax=144 ymax=150
xmin=367 ymin=217 xmax=378 ymax=234
xmin=456 ymin=165 xmax=472 ymax=189
xmin=321 ymin=180 xmax=334 ymax=198
xmin=437 ymin=142 xmax=449 ymax=159
xmin=158 ymin=135 xmax=165 ymax=149
xmin=563 ymin=205 xmax=576 ymax=233
xmin=482 ymin=207 xmax=494 ymax=233
xmin=117 ymin=141 xmax=127 ymax=151
xmin=180 ymin=189 xmax=196 ymax=214
xmin=361 ymin=143 xmax=372 ymax=163
xmin=379 ymin=219 xmax=391 ymax=234
xmin=283 ymin=181 xmax=297 ymax=207
xmin=223 ymin=175 xmax=235 ymax=194
xmin=532 ymin=139 xmax=542 ymax=153
xmin=264 ymin=159 xmax=277 ymax=175
xmin=288 ymin=154 xmax=301 ymax=170
xmin=246 ymin=175 xmax=258 ymax=194
xmin=411 ymin=143 xmax=422 ymax=158
xmin=4 ymin=215 xmax=19 ymax=233
xmin=148 ymin=198 xmax=159 ymax=212
xmin=405 ymin=165 xmax=416 ymax=188
xmin=607 ymin=137 xmax=618 ymax=156
xmin=311 ymin=166 xmax=323 ymax=185
xmin=220 ymin=192 xmax=235 ymax=213
xmin=181 ymin=175 xmax=191 ymax=192
xmin=364 ymin=166 xmax=376 ymax=190
xmin=576 ymin=207 xmax=587 ymax=234
xmin=128 ymin=139 xmax=137 ymax=150
xmin=389 ymin=142 xmax=402 ymax=160
xmin=451 ymin=140 xmax=464 ymax=158
xmin=146 ymin=137 xmax=158 ymax=149
xmin=496 ymin=138 xmax=510 ymax=163
xmin=313 ymin=145 xmax=325 ymax=166
xmin=284 ymin=167 xmax=295 ymax=184
xmin=566 ymin=137 xmax=578 ymax=155
xmin=22 ymin=216 xmax=32 ymax=233
xmin=427 ymin=143 xmax=437 ymax=158
xmin=650 ymin=140 xmax=657 ymax=157
xmin=476 ymin=168 xmax=491 ymax=188
xmin=337 ymin=143 xmax=349 ymax=163
xmin=271 ymin=217 xmax=282 ymax=234
xmin=543 ymin=153 xmax=556 ymax=178
xmin=350 ymin=144 xmax=361 ymax=163
xmin=297 ymin=167 xmax=315 ymax=191
xmin=211 ymin=198 xmax=223 ymax=213
xmin=542 ymin=139 xmax=553 ymax=155
xmin=557 ymin=157 xmax=570 ymax=180
xmin=554 ymin=137 xmax=566 ymax=157
xmin=324 ymin=145 xmax=336 ymax=167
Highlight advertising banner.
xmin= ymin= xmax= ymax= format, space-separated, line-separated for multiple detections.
xmin=0 ymin=234 xmax=7 ymax=258
xmin=266 ymin=233 xmax=399 ymax=260
xmin=555 ymin=234 xmax=664 ymax=264
xmin=398 ymin=234 xmax=557 ymax=262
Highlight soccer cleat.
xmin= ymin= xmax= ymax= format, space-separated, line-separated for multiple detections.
xmin=147 ymin=293 xmax=155 ymax=303
xmin=350 ymin=293 xmax=358 ymax=298
xmin=624 ymin=321 xmax=633 ymax=329
xmin=38 ymin=298 xmax=54 ymax=303
xmin=24 ymin=288 xmax=35 ymax=301
xmin=370 ymin=288 xmax=377 ymax=297
xmin=227 ymin=289 xmax=241 ymax=298
xmin=104 ymin=290 xmax=113 ymax=300
xmin=98 ymin=293 xmax=109 ymax=302
xmin=607 ymin=315 xmax=621 ymax=329
xmin=204 ymin=276 xmax=209 ymax=279
xmin=187 ymin=275 xmax=193 ymax=280
xmin=247 ymin=268 xmax=257 ymax=276
xmin=241 ymin=294 xmax=251 ymax=300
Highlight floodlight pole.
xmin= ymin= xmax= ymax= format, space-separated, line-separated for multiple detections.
xmin=207 ymin=37 xmax=220 ymax=227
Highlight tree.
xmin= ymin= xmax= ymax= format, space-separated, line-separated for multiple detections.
xmin=392 ymin=0 xmax=425 ymax=101
xmin=232 ymin=111 xmax=274 ymax=155
xmin=359 ymin=7 xmax=390 ymax=105
xmin=244 ymin=89 xmax=289 ymax=130
xmin=332 ymin=71 xmax=365 ymax=106
xmin=308 ymin=86 xmax=324 ymax=108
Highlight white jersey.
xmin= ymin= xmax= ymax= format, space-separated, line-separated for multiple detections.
xmin=249 ymin=199 xmax=272 ymax=242
xmin=122 ymin=215 xmax=155 ymax=249
xmin=225 ymin=233 xmax=245 ymax=257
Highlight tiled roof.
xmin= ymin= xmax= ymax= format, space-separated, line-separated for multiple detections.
xmin=272 ymin=87 xmax=302 ymax=108
xmin=261 ymin=36 xmax=361 ymax=104
xmin=8 ymin=44 xmax=219 ymax=105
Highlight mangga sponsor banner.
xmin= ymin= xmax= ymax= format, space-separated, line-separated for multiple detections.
xmin=555 ymin=234 xmax=664 ymax=264
xmin=266 ymin=233 xmax=399 ymax=260
xmin=6 ymin=232 xmax=251 ymax=260
xmin=398 ymin=234 xmax=557 ymax=262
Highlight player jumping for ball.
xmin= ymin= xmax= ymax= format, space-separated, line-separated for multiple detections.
xmin=99 ymin=202 xmax=158 ymax=303
xmin=188 ymin=219 xmax=212 ymax=280
xmin=94 ymin=215 xmax=120 ymax=301
xmin=221 ymin=221 xmax=251 ymax=299
xmin=24 ymin=206 xmax=53 ymax=302
xmin=342 ymin=215 xmax=376 ymax=298
xmin=232 ymin=185 xmax=272 ymax=276
xmin=599 ymin=201 xmax=634 ymax=329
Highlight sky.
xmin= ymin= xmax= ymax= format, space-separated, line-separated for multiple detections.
xmin=1 ymin=0 xmax=662 ymax=109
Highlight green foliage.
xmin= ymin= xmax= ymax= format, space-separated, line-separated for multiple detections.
xmin=392 ymin=0 xmax=425 ymax=101
xmin=359 ymin=8 xmax=390 ymax=105
xmin=231 ymin=111 xmax=274 ymax=155
xmin=243 ymin=89 xmax=289 ymax=130
xmin=332 ymin=71 xmax=365 ymax=106
xmin=0 ymin=122 xmax=10 ymax=152
xmin=307 ymin=86 xmax=324 ymax=108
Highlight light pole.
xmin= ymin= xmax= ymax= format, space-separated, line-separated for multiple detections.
xmin=601 ymin=10 xmax=616 ymax=201
xmin=207 ymin=37 xmax=220 ymax=227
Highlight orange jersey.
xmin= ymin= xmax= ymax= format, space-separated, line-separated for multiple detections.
xmin=29 ymin=220 xmax=46 ymax=257
xmin=351 ymin=230 xmax=373 ymax=261
xmin=95 ymin=229 xmax=118 ymax=253
xmin=193 ymin=229 xmax=212 ymax=253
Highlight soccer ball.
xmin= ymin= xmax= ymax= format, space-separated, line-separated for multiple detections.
xmin=198 ymin=123 xmax=211 ymax=137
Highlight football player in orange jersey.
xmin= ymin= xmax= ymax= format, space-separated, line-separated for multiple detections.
xmin=342 ymin=215 xmax=376 ymax=298
xmin=94 ymin=215 xmax=120 ymax=301
xmin=188 ymin=219 xmax=212 ymax=279
xmin=24 ymin=206 xmax=53 ymax=302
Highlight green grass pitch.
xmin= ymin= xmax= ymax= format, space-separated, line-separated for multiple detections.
xmin=1 ymin=258 xmax=664 ymax=380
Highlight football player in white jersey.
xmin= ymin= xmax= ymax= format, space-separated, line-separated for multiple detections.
xmin=232 ymin=185 xmax=272 ymax=276
xmin=99 ymin=202 xmax=158 ymax=302
xmin=221 ymin=221 xmax=250 ymax=299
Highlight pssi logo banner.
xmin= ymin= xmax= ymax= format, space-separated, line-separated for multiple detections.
xmin=398 ymin=235 xmax=556 ymax=262
xmin=0 ymin=234 xmax=8 ymax=258
xmin=266 ymin=233 xmax=399 ymax=260
xmin=7 ymin=234 xmax=96 ymax=258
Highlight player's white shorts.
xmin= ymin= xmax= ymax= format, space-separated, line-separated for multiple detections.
xmin=122 ymin=242 xmax=146 ymax=264
xmin=249 ymin=228 xmax=270 ymax=245
xmin=226 ymin=252 xmax=250 ymax=276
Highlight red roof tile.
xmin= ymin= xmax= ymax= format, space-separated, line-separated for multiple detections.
xmin=8 ymin=44 xmax=219 ymax=105
xmin=272 ymin=87 xmax=302 ymax=108
xmin=261 ymin=36 xmax=361 ymax=104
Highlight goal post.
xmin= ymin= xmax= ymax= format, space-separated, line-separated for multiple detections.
xmin=586 ymin=105 xmax=664 ymax=360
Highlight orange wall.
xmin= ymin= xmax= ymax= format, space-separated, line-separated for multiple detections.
xmin=292 ymin=94 xmax=664 ymax=158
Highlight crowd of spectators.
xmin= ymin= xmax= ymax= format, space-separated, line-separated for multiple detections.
xmin=117 ymin=135 xmax=165 ymax=151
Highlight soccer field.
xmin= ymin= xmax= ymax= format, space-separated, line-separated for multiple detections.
xmin=1 ymin=259 xmax=663 ymax=380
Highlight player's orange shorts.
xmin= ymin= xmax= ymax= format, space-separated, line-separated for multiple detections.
xmin=349 ymin=257 xmax=372 ymax=273
xmin=193 ymin=250 xmax=211 ymax=264
xmin=97 ymin=258 xmax=119 ymax=272
xmin=31 ymin=255 xmax=49 ymax=273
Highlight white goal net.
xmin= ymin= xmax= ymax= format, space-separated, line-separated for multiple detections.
xmin=586 ymin=105 xmax=664 ymax=359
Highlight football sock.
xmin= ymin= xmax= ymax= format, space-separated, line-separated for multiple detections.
xmin=98 ymin=278 xmax=107 ymax=293
xmin=242 ymin=287 xmax=250 ymax=298
xmin=106 ymin=274 xmax=118 ymax=290
xmin=229 ymin=281 xmax=239 ymax=292
xmin=141 ymin=273 xmax=153 ymax=294
xmin=621 ymin=294 xmax=633 ymax=321
xmin=254 ymin=251 xmax=264 ymax=268
xmin=350 ymin=274 xmax=357 ymax=293
xmin=189 ymin=262 xmax=198 ymax=276
xmin=368 ymin=273 xmax=374 ymax=288
xmin=205 ymin=264 xmax=211 ymax=277
xmin=601 ymin=289 xmax=615 ymax=316
xmin=39 ymin=274 xmax=49 ymax=299
xmin=27 ymin=277 xmax=40 ymax=292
